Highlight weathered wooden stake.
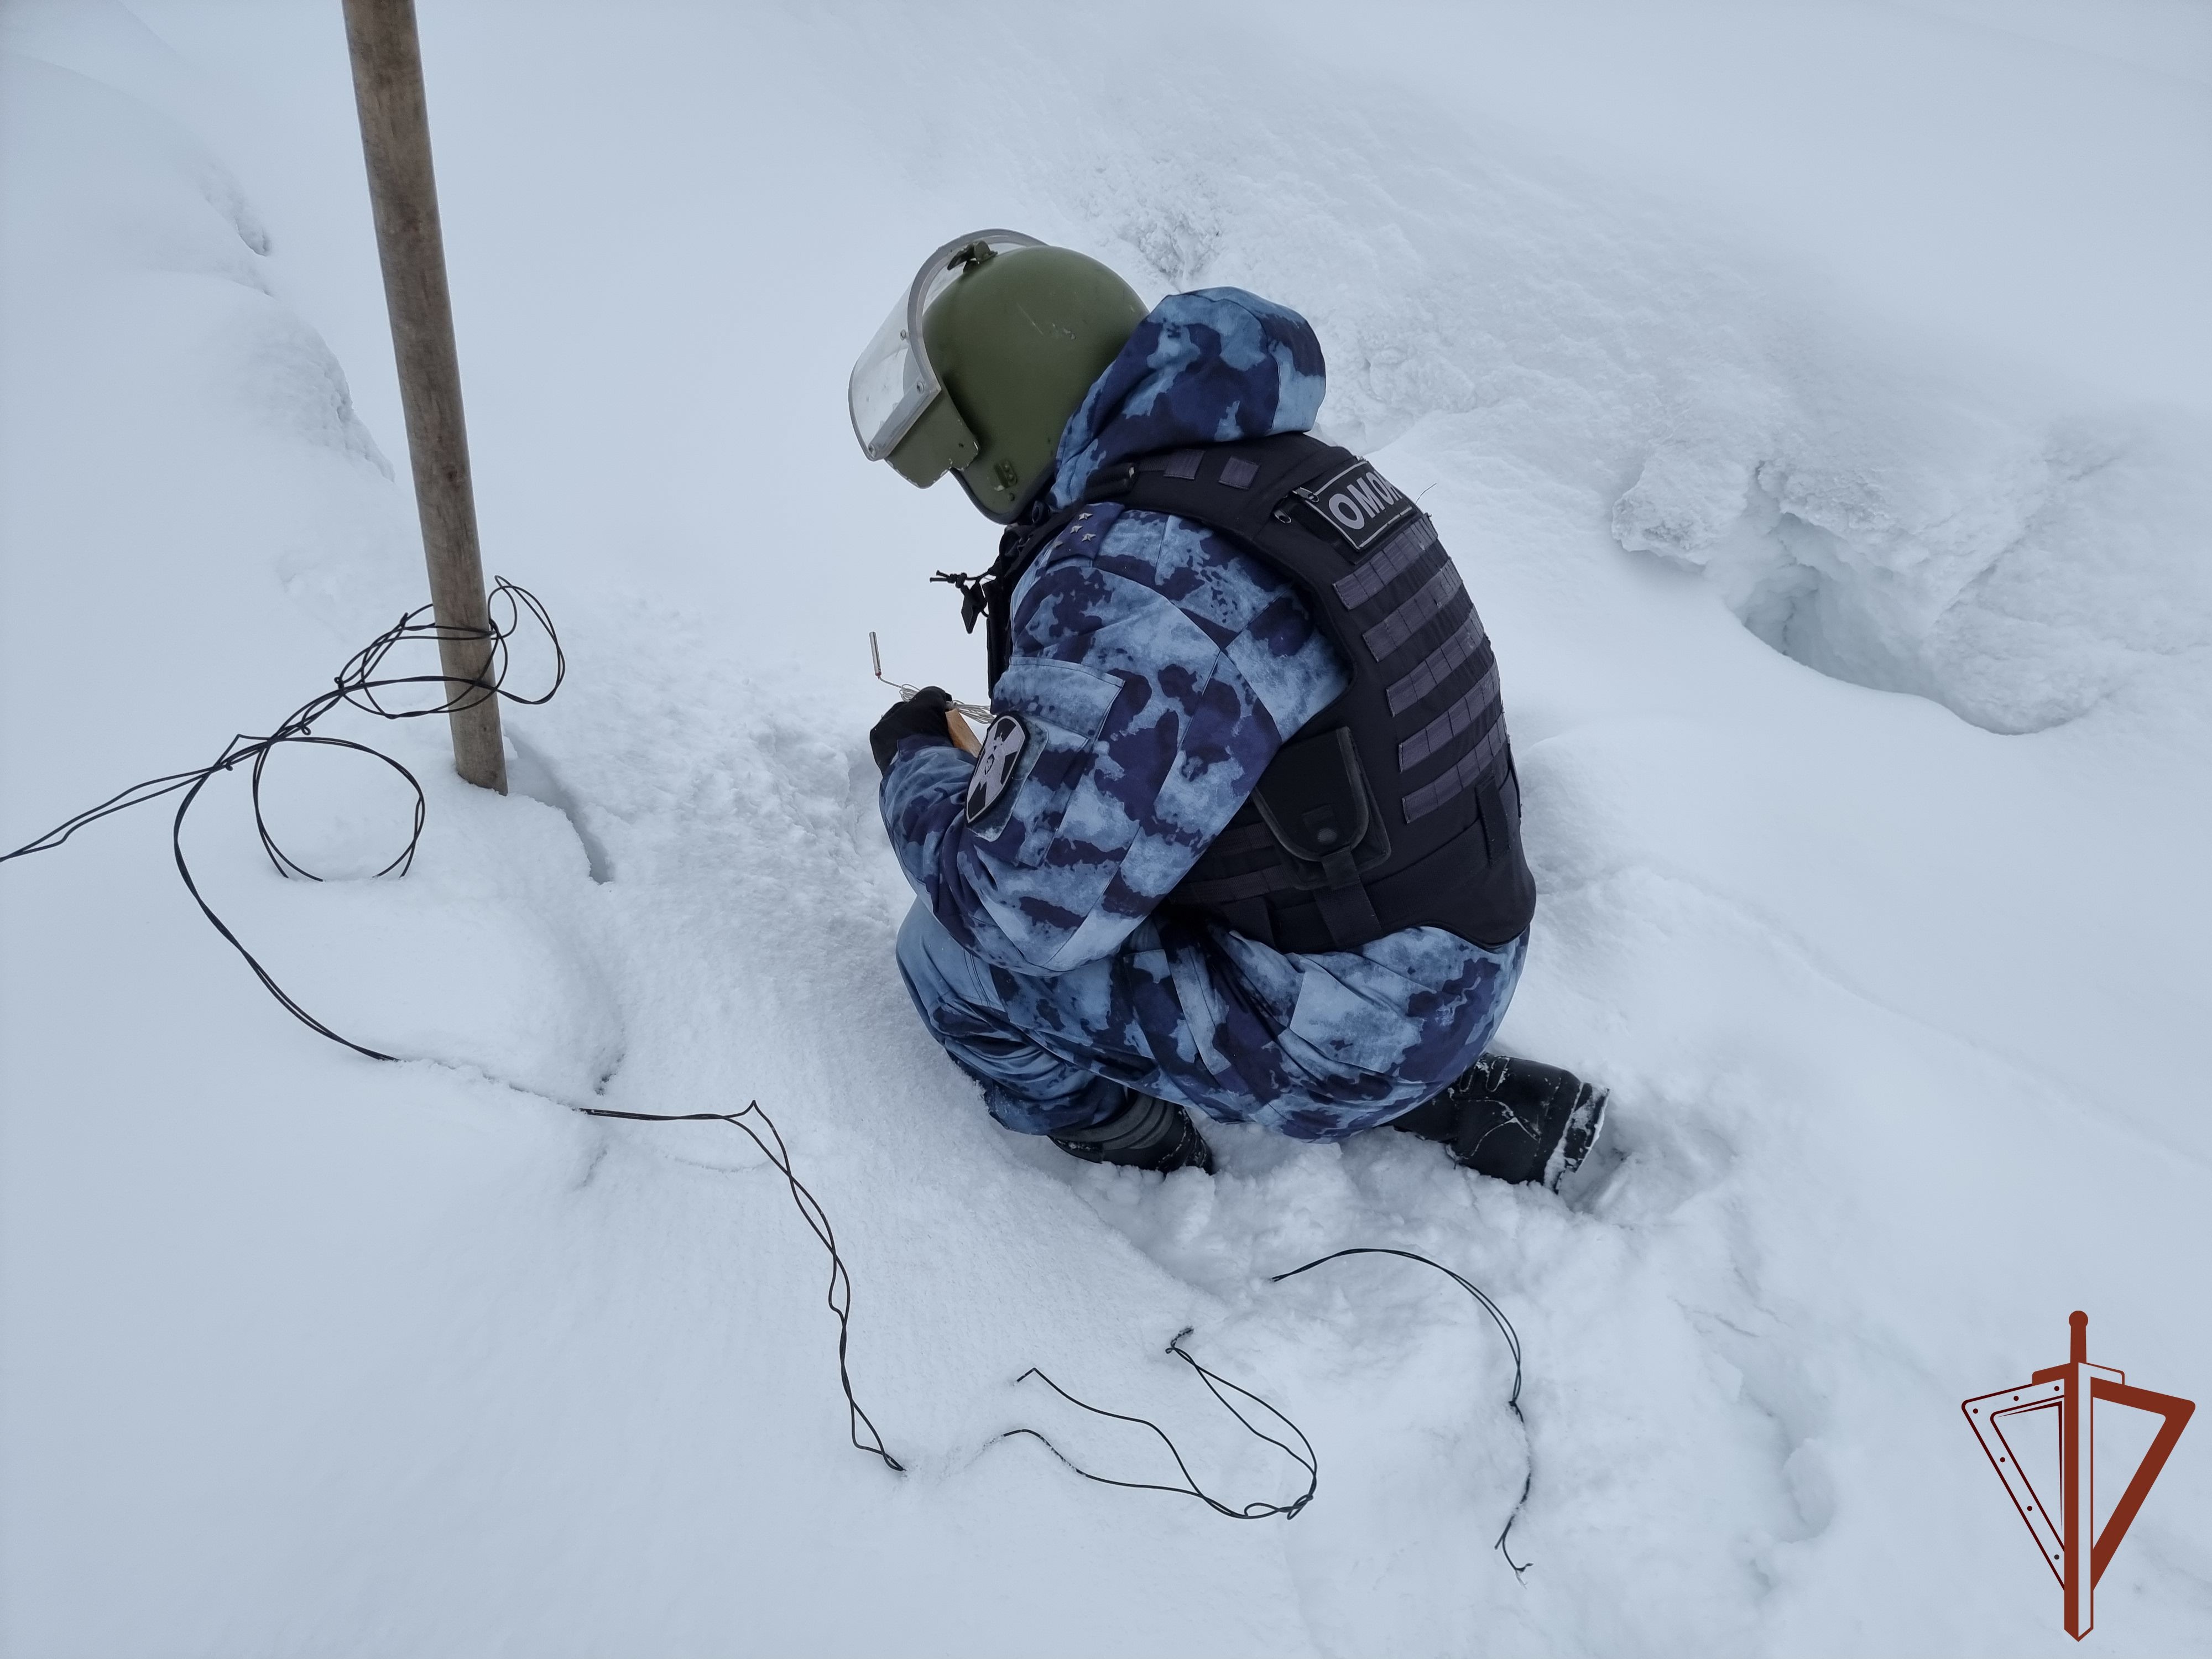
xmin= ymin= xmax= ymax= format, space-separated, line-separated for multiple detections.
xmin=342 ymin=0 xmax=507 ymax=792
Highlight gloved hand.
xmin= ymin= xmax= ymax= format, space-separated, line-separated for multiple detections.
xmin=869 ymin=686 xmax=956 ymax=776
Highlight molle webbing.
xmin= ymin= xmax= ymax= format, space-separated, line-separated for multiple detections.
xmin=1400 ymin=661 xmax=1502 ymax=773
xmin=1070 ymin=434 xmax=1536 ymax=952
xmin=1094 ymin=440 xmax=1511 ymax=834
xmin=1361 ymin=561 xmax=1464 ymax=662
xmin=1404 ymin=719 xmax=1510 ymax=823
xmin=1332 ymin=517 xmax=1437 ymax=607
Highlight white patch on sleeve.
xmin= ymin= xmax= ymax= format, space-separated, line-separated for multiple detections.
xmin=964 ymin=714 xmax=1029 ymax=823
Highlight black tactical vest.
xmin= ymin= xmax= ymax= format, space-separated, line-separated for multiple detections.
xmin=962 ymin=431 xmax=1536 ymax=953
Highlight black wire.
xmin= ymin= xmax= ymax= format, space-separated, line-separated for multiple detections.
xmin=0 ymin=578 xmax=563 ymax=1061
xmin=1000 ymin=1245 xmax=1535 ymax=1574
xmin=1000 ymin=1326 xmax=1318 ymax=1520
xmin=1269 ymin=1248 xmax=1522 ymax=1408
xmin=580 ymin=1102 xmax=904 ymax=1474
xmin=0 ymin=590 xmax=915 ymax=1480
xmin=1271 ymin=1248 xmax=1535 ymax=1574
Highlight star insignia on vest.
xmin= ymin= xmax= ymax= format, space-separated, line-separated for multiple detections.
xmin=964 ymin=713 xmax=1027 ymax=823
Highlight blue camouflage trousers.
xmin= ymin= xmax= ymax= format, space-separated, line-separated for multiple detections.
xmin=894 ymin=899 xmax=1526 ymax=1142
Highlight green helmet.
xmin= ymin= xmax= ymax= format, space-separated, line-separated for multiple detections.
xmin=849 ymin=231 xmax=1147 ymax=521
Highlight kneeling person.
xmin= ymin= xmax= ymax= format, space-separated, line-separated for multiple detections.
xmin=851 ymin=231 xmax=1603 ymax=1183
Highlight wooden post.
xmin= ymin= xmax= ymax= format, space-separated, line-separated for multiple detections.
xmin=342 ymin=0 xmax=507 ymax=792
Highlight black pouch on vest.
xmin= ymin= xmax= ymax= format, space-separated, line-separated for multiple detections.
xmin=1249 ymin=727 xmax=1390 ymax=943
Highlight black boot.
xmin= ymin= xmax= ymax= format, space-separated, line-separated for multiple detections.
xmin=1389 ymin=1053 xmax=1606 ymax=1188
xmin=1050 ymin=1089 xmax=1215 ymax=1175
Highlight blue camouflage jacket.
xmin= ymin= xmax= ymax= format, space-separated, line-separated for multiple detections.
xmin=880 ymin=289 xmax=1522 ymax=1138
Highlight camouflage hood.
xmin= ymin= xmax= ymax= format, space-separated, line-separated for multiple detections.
xmin=1047 ymin=287 xmax=1327 ymax=510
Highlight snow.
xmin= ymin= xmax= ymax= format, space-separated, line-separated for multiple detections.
xmin=3 ymin=1 xmax=2209 ymax=1654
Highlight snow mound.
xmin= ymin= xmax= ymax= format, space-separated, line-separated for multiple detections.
xmin=1614 ymin=391 xmax=2212 ymax=734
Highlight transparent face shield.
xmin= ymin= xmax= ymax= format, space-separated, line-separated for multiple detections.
xmin=848 ymin=229 xmax=1044 ymax=463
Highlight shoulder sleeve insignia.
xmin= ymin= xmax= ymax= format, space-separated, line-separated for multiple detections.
xmin=963 ymin=714 xmax=1029 ymax=823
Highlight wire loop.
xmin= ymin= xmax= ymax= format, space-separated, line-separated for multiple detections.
xmin=1000 ymin=1244 xmax=1534 ymax=1572
xmin=0 ymin=579 xmax=563 ymax=1061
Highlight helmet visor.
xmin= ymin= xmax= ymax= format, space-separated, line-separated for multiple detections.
xmin=848 ymin=228 xmax=1044 ymax=462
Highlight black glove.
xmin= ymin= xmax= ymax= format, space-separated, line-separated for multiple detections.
xmin=869 ymin=686 xmax=956 ymax=776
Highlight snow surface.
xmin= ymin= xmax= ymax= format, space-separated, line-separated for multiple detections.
xmin=3 ymin=2 xmax=2209 ymax=1654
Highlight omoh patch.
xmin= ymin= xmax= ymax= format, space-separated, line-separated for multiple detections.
xmin=964 ymin=714 xmax=1027 ymax=823
xmin=1288 ymin=459 xmax=1416 ymax=554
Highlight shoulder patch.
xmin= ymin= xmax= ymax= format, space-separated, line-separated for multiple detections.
xmin=963 ymin=714 xmax=1028 ymax=823
xmin=1287 ymin=458 xmax=1417 ymax=554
